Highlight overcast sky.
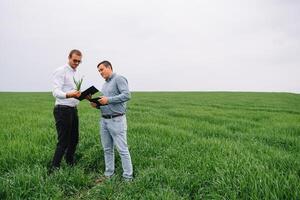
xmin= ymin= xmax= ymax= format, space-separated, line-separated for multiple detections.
xmin=0 ymin=0 xmax=299 ymax=92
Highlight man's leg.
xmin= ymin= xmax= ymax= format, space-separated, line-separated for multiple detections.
xmin=100 ymin=118 xmax=115 ymax=177
xmin=108 ymin=116 xmax=133 ymax=179
xmin=52 ymin=107 xmax=72 ymax=168
xmin=65 ymin=108 xmax=79 ymax=165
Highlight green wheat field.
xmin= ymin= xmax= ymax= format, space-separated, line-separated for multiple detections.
xmin=0 ymin=92 xmax=299 ymax=199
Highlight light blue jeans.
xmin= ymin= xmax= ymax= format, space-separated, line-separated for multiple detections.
xmin=100 ymin=115 xmax=133 ymax=179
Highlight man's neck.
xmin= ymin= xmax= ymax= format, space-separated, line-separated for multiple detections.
xmin=106 ymin=72 xmax=114 ymax=81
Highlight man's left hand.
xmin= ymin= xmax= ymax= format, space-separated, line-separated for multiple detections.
xmin=99 ymin=96 xmax=109 ymax=105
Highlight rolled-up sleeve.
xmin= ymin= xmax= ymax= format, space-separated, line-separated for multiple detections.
xmin=52 ymin=69 xmax=67 ymax=99
xmin=108 ymin=76 xmax=131 ymax=104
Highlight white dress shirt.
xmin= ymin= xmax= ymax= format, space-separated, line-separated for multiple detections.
xmin=52 ymin=64 xmax=79 ymax=107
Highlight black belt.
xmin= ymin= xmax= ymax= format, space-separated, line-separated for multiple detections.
xmin=55 ymin=105 xmax=77 ymax=109
xmin=102 ymin=113 xmax=124 ymax=119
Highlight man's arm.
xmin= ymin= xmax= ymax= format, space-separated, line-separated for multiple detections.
xmin=53 ymin=69 xmax=67 ymax=99
xmin=109 ymin=76 xmax=131 ymax=104
xmin=52 ymin=69 xmax=80 ymax=99
xmin=99 ymin=76 xmax=131 ymax=105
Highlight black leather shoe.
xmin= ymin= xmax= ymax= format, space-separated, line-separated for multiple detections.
xmin=47 ymin=166 xmax=59 ymax=175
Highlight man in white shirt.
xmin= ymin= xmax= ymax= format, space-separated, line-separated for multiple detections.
xmin=50 ymin=49 xmax=82 ymax=170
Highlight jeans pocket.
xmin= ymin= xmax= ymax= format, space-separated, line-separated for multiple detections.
xmin=112 ymin=116 xmax=123 ymax=123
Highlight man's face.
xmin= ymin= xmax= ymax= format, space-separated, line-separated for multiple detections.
xmin=68 ymin=54 xmax=82 ymax=69
xmin=98 ymin=64 xmax=112 ymax=80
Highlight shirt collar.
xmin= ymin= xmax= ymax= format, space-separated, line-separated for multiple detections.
xmin=66 ymin=63 xmax=76 ymax=72
xmin=106 ymin=73 xmax=116 ymax=82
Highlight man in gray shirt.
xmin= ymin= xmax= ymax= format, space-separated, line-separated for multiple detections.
xmin=91 ymin=60 xmax=133 ymax=181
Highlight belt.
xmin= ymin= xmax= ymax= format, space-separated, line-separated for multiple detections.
xmin=55 ymin=105 xmax=77 ymax=109
xmin=102 ymin=113 xmax=124 ymax=119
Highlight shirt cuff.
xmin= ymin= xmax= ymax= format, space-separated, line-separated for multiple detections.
xmin=107 ymin=97 xmax=113 ymax=104
xmin=54 ymin=90 xmax=67 ymax=99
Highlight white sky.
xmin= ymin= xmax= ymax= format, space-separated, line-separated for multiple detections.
xmin=0 ymin=0 xmax=299 ymax=92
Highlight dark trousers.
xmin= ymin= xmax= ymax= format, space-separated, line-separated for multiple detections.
xmin=51 ymin=105 xmax=79 ymax=168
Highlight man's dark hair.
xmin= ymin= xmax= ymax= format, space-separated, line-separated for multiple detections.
xmin=97 ymin=60 xmax=113 ymax=71
xmin=68 ymin=49 xmax=82 ymax=58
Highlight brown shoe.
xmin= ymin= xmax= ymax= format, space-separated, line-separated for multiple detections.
xmin=95 ymin=177 xmax=106 ymax=184
xmin=95 ymin=175 xmax=112 ymax=184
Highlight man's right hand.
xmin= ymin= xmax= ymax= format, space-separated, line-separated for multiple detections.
xmin=66 ymin=90 xmax=81 ymax=98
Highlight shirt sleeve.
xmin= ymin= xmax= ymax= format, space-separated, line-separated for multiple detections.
xmin=108 ymin=76 xmax=131 ymax=104
xmin=52 ymin=69 xmax=67 ymax=99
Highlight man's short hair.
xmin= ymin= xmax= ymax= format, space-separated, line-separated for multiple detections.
xmin=97 ymin=60 xmax=113 ymax=71
xmin=68 ymin=49 xmax=82 ymax=58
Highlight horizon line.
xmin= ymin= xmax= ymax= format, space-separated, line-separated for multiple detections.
xmin=0 ymin=90 xmax=299 ymax=94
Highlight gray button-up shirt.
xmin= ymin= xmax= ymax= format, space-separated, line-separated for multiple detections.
xmin=100 ymin=73 xmax=131 ymax=115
